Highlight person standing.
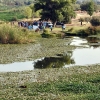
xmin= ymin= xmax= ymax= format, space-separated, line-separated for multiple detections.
xmin=50 ymin=25 xmax=53 ymax=31
xmin=62 ymin=24 xmax=66 ymax=31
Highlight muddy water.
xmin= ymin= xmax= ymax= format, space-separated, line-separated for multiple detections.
xmin=0 ymin=37 xmax=100 ymax=72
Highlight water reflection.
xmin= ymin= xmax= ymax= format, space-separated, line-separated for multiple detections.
xmin=34 ymin=53 xmax=75 ymax=69
xmin=70 ymin=36 xmax=100 ymax=48
xmin=87 ymin=36 xmax=100 ymax=43
xmin=70 ymin=37 xmax=89 ymax=47
xmin=86 ymin=36 xmax=100 ymax=48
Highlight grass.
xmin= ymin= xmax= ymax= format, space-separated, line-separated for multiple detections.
xmin=0 ymin=65 xmax=100 ymax=99
xmin=67 ymin=25 xmax=87 ymax=33
xmin=0 ymin=11 xmax=25 ymax=21
xmin=0 ymin=7 xmax=25 ymax=21
xmin=0 ymin=24 xmax=36 ymax=44
xmin=0 ymin=4 xmax=14 ymax=11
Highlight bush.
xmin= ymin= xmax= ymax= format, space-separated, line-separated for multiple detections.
xmin=56 ymin=33 xmax=65 ymax=38
xmin=56 ymin=33 xmax=62 ymax=38
xmin=80 ymin=26 xmax=99 ymax=35
xmin=84 ymin=17 xmax=91 ymax=23
xmin=10 ymin=16 xmax=18 ymax=21
xmin=90 ymin=16 xmax=100 ymax=26
xmin=0 ymin=24 xmax=35 ymax=44
xmin=41 ymin=29 xmax=54 ymax=38
xmin=77 ymin=29 xmax=89 ymax=36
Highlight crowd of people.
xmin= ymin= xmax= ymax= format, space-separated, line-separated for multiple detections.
xmin=17 ymin=20 xmax=66 ymax=32
xmin=18 ymin=20 xmax=53 ymax=32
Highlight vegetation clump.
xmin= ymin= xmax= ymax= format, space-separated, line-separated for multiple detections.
xmin=81 ymin=26 xmax=100 ymax=36
xmin=41 ymin=29 xmax=55 ymax=38
xmin=90 ymin=16 xmax=100 ymax=26
xmin=0 ymin=24 xmax=35 ymax=44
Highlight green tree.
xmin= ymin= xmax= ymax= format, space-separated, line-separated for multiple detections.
xmin=24 ymin=6 xmax=32 ymax=18
xmin=87 ymin=1 xmax=94 ymax=16
xmin=84 ymin=17 xmax=91 ymax=23
xmin=90 ymin=16 xmax=100 ymax=26
xmin=29 ymin=4 xmax=41 ymax=18
xmin=79 ymin=17 xmax=84 ymax=25
xmin=80 ymin=0 xmax=97 ymax=16
xmin=34 ymin=0 xmax=76 ymax=25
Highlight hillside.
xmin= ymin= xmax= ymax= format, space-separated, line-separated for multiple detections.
xmin=0 ymin=0 xmax=35 ymax=6
xmin=77 ymin=0 xmax=100 ymax=4
xmin=0 ymin=0 xmax=100 ymax=7
xmin=0 ymin=0 xmax=100 ymax=6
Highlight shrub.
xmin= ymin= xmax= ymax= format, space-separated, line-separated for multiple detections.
xmin=90 ymin=16 xmax=100 ymax=26
xmin=41 ymin=29 xmax=54 ymax=38
xmin=77 ymin=29 xmax=89 ymax=36
xmin=10 ymin=16 xmax=18 ymax=21
xmin=84 ymin=17 xmax=91 ymax=23
xmin=56 ymin=33 xmax=65 ymax=38
xmin=0 ymin=24 xmax=34 ymax=44
xmin=80 ymin=26 xmax=99 ymax=35
xmin=56 ymin=33 xmax=62 ymax=38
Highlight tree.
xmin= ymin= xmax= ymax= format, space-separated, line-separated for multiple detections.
xmin=79 ymin=17 xmax=84 ymax=25
xmin=73 ymin=4 xmax=81 ymax=11
xmin=90 ymin=16 xmax=100 ymax=26
xmin=34 ymin=0 xmax=76 ymax=25
xmin=24 ymin=6 xmax=32 ymax=18
xmin=87 ymin=1 xmax=94 ymax=16
xmin=84 ymin=17 xmax=91 ymax=23
xmin=29 ymin=4 xmax=41 ymax=18
xmin=80 ymin=0 xmax=97 ymax=16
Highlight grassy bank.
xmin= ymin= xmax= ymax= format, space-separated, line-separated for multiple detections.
xmin=60 ymin=25 xmax=100 ymax=37
xmin=0 ymin=65 xmax=100 ymax=100
xmin=0 ymin=24 xmax=37 ymax=44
